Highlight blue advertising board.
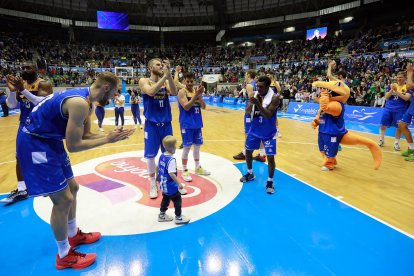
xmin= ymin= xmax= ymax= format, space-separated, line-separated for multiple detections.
xmin=212 ymin=96 xmax=222 ymax=103
xmin=223 ymin=97 xmax=238 ymax=105
xmin=203 ymin=96 xmax=212 ymax=102
xmin=287 ymin=102 xmax=384 ymax=125
xmin=380 ymin=38 xmax=411 ymax=50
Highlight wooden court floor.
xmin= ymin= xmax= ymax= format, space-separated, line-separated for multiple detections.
xmin=1 ymin=104 xmax=413 ymax=236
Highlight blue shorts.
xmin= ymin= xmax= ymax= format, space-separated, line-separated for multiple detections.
xmin=181 ymin=128 xmax=203 ymax=147
xmin=318 ymin=132 xmax=346 ymax=158
xmin=245 ymin=134 xmax=277 ymax=156
xmin=244 ymin=114 xmax=251 ymax=134
xmin=144 ymin=121 xmax=173 ymax=158
xmin=16 ymin=131 xmax=73 ymax=197
xmin=380 ymin=109 xmax=405 ymax=127
xmin=15 ymin=123 xmax=24 ymax=156
xmin=0 ymin=94 xmax=6 ymax=104
xmin=401 ymin=111 xmax=414 ymax=125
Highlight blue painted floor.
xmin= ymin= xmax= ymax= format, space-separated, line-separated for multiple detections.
xmin=1 ymin=103 xmax=414 ymax=275
xmin=1 ymin=161 xmax=413 ymax=275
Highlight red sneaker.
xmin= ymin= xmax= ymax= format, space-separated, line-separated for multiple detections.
xmin=56 ymin=248 xmax=96 ymax=270
xmin=68 ymin=228 xmax=101 ymax=247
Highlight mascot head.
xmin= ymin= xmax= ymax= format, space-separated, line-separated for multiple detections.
xmin=312 ymin=80 xmax=350 ymax=103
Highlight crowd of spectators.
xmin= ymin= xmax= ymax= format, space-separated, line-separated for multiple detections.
xmin=1 ymin=21 xmax=413 ymax=108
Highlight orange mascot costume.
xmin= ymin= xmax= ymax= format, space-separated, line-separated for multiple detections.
xmin=311 ymin=80 xmax=382 ymax=171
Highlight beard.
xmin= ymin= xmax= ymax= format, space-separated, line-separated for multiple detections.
xmin=21 ymin=71 xmax=37 ymax=83
xmin=152 ymin=69 xmax=163 ymax=77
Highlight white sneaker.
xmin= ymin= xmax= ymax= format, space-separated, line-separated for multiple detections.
xmin=182 ymin=170 xmax=192 ymax=182
xmin=378 ymin=140 xmax=384 ymax=147
xmin=321 ymin=166 xmax=331 ymax=171
xmin=140 ymin=125 xmax=143 ymax=129
xmin=394 ymin=143 xmax=401 ymax=151
xmin=134 ymin=125 xmax=138 ymax=129
xmin=179 ymin=188 xmax=187 ymax=195
xmin=99 ymin=128 xmax=105 ymax=132
xmin=175 ymin=215 xmax=190 ymax=225
xmin=195 ymin=166 xmax=211 ymax=176
xmin=158 ymin=213 xmax=173 ymax=222
xmin=277 ymin=131 xmax=282 ymax=138
xmin=149 ymin=182 xmax=158 ymax=199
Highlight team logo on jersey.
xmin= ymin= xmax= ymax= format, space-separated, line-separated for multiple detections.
xmin=33 ymin=150 xmax=243 ymax=235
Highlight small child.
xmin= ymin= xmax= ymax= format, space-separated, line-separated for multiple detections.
xmin=157 ymin=135 xmax=190 ymax=225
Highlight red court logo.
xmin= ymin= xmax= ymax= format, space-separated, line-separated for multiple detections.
xmin=33 ymin=150 xmax=242 ymax=235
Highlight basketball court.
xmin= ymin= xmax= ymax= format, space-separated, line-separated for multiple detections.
xmin=1 ymin=103 xmax=413 ymax=275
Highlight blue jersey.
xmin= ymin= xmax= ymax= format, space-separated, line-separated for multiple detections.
xmin=24 ymin=88 xmax=90 ymax=140
xmin=245 ymin=80 xmax=257 ymax=108
xmin=143 ymin=80 xmax=171 ymax=123
xmin=319 ymin=102 xmax=347 ymax=135
xmin=157 ymin=153 xmax=178 ymax=196
xmin=407 ymin=91 xmax=414 ymax=114
xmin=179 ymin=87 xmax=203 ymax=129
xmin=17 ymin=78 xmax=43 ymax=123
xmin=248 ymin=92 xmax=277 ymax=139
xmin=384 ymin=84 xmax=410 ymax=112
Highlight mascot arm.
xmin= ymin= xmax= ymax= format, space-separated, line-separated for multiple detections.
xmin=320 ymin=91 xmax=342 ymax=117
xmin=311 ymin=109 xmax=321 ymax=129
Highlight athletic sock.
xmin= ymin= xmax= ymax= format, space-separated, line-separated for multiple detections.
xmin=68 ymin=218 xmax=77 ymax=238
xmin=57 ymin=239 xmax=70 ymax=258
xmin=17 ymin=181 xmax=26 ymax=191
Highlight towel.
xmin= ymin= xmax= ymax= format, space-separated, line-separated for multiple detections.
xmin=251 ymin=88 xmax=274 ymax=117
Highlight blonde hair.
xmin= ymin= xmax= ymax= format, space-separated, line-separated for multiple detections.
xmin=162 ymin=135 xmax=177 ymax=152
xmin=95 ymin=71 xmax=119 ymax=90
xmin=397 ymin=71 xmax=406 ymax=78
xmin=148 ymin=58 xmax=162 ymax=69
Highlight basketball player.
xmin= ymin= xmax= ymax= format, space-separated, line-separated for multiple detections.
xmin=267 ymin=71 xmax=282 ymax=138
xmin=139 ymin=58 xmax=177 ymax=199
xmin=378 ymin=71 xmax=412 ymax=150
xmin=178 ymin=72 xmax=210 ymax=182
xmin=174 ymin=65 xmax=186 ymax=149
xmin=240 ymin=76 xmax=280 ymax=194
xmin=11 ymin=72 xmax=134 ymax=270
xmin=398 ymin=63 xmax=414 ymax=160
xmin=1 ymin=63 xmax=52 ymax=205
xmin=233 ymin=70 xmax=263 ymax=161
xmin=114 ymin=89 xmax=125 ymax=130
